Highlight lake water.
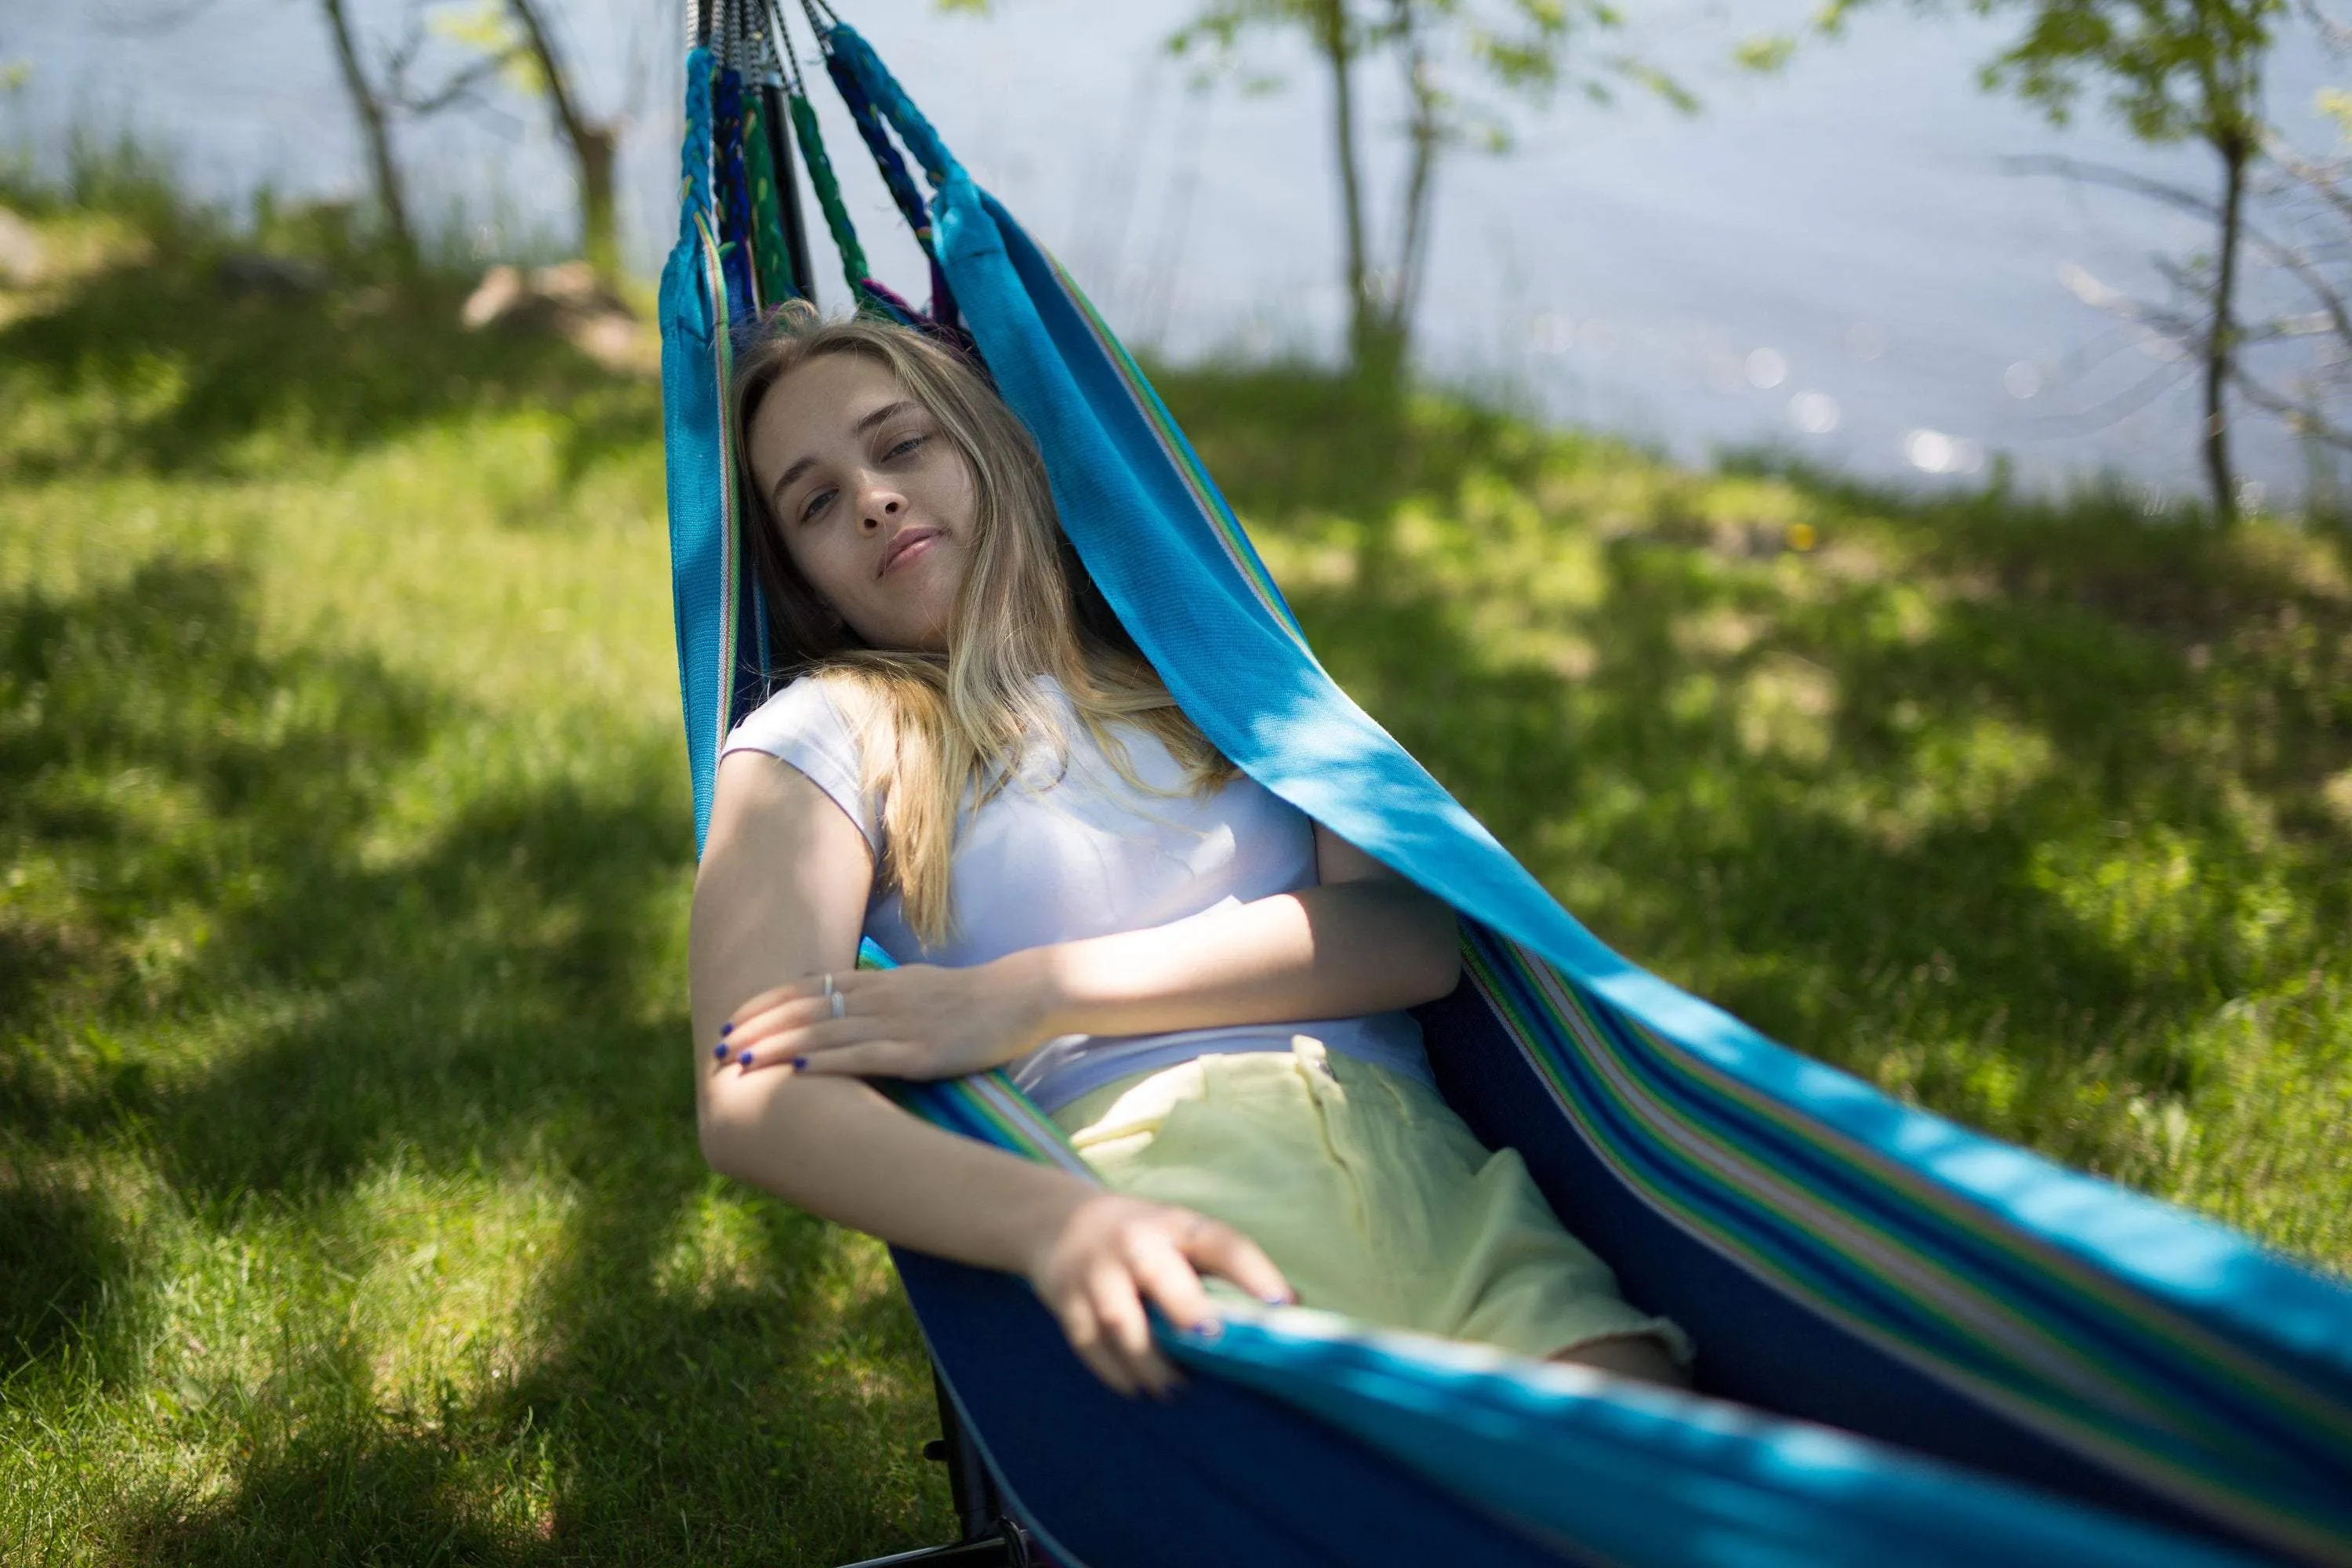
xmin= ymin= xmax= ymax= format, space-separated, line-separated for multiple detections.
xmin=6 ymin=0 xmax=2341 ymax=506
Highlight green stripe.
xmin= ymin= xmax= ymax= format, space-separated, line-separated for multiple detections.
xmin=694 ymin=211 xmax=739 ymax=752
xmin=882 ymin=1073 xmax=1095 ymax=1179
xmin=787 ymin=91 xmax=870 ymax=303
xmin=1465 ymin=933 xmax=2351 ymax=1561
xmin=1042 ymin=252 xmax=1306 ymax=644
xmin=742 ymin=94 xmax=799 ymax=307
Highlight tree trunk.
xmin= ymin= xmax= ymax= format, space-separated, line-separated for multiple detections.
xmin=318 ymin=0 xmax=416 ymax=274
xmin=1385 ymin=0 xmax=1442 ymax=379
xmin=1314 ymin=0 xmax=1375 ymax=374
xmin=2205 ymin=128 xmax=2249 ymax=526
xmin=577 ymin=122 xmax=620 ymax=283
xmin=506 ymin=0 xmax=622 ymax=281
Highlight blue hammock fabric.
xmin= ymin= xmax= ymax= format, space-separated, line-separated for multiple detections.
xmin=661 ymin=16 xmax=2352 ymax=1566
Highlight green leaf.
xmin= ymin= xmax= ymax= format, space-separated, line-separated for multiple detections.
xmin=2321 ymin=86 xmax=2352 ymax=145
xmin=1734 ymin=34 xmax=1798 ymax=74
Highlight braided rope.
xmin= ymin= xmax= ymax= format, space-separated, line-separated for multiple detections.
xmin=786 ymin=90 xmax=870 ymax=303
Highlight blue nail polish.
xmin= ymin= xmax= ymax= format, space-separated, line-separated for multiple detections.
xmin=738 ymin=1050 xmax=754 ymax=1067
xmin=720 ymin=1022 xmax=733 ymax=1036
xmin=792 ymin=1056 xmax=808 ymax=1071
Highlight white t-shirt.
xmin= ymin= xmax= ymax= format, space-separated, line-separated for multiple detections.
xmin=719 ymin=673 xmax=1435 ymax=1112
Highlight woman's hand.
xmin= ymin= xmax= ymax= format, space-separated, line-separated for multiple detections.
xmin=1024 ymin=1191 xmax=1294 ymax=1398
xmin=718 ymin=957 xmax=1055 ymax=1081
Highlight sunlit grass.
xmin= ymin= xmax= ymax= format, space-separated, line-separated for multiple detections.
xmin=1 ymin=176 xmax=2345 ymax=1564
xmin=1165 ymin=365 xmax=2352 ymax=1269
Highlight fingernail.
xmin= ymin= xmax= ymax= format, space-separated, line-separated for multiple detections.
xmin=791 ymin=1056 xmax=808 ymax=1072
xmin=1263 ymin=1293 xmax=1290 ymax=1307
xmin=720 ymin=1022 xmax=734 ymax=1036
xmin=738 ymin=1051 xmax=753 ymax=1067
xmin=1194 ymin=1318 xmax=1222 ymax=1339
xmin=712 ymin=1042 xmax=729 ymax=1061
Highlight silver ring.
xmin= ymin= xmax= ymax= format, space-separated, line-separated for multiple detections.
xmin=829 ymin=989 xmax=847 ymax=1020
xmin=820 ymin=971 xmax=836 ymax=998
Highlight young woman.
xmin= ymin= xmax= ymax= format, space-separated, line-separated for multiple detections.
xmin=689 ymin=304 xmax=1690 ymax=1399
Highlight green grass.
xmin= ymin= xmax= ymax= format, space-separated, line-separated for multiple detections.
xmin=2 ymin=177 xmax=2347 ymax=1563
xmin=1163 ymin=368 xmax=2352 ymax=1261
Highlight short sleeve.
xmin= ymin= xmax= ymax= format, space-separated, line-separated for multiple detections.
xmin=720 ymin=677 xmax=884 ymax=858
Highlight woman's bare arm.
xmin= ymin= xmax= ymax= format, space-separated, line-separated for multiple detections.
xmin=1025 ymin=824 xmax=1460 ymax=1042
xmin=727 ymin=821 xmax=1461 ymax=1080
xmin=691 ymin=750 xmax=1289 ymax=1395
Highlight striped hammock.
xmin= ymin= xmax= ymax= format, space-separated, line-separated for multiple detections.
xmin=660 ymin=6 xmax=2352 ymax=1563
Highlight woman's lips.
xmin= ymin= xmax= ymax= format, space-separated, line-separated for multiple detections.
xmin=879 ymin=526 xmax=942 ymax=577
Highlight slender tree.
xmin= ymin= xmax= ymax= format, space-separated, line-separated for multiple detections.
xmin=318 ymin=0 xmax=419 ymax=274
xmin=503 ymin=0 xmax=623 ymax=282
xmin=2223 ymin=4 xmax=2352 ymax=500
xmin=431 ymin=0 xmax=626 ymax=281
xmin=1800 ymin=0 xmax=2292 ymax=524
xmin=1173 ymin=0 xmax=1692 ymax=387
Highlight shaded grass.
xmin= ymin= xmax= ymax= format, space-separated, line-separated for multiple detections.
xmin=0 ymin=177 xmax=2344 ymax=1564
xmin=1 ymin=198 xmax=949 ymax=1564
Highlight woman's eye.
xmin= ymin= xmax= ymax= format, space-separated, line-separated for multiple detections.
xmin=884 ymin=434 xmax=926 ymax=461
xmin=799 ymin=488 xmax=836 ymax=522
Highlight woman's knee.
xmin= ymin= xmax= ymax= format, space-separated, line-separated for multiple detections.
xmin=1548 ymin=1331 xmax=1691 ymax=1389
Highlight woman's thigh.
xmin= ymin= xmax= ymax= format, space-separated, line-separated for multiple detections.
xmin=1054 ymin=1040 xmax=1691 ymax=1368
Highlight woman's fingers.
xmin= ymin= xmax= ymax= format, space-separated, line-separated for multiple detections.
xmin=731 ymin=1036 xmax=921 ymax=1076
xmin=1054 ymin=1294 xmax=1136 ymax=1398
xmin=1087 ymin=1261 xmax=1178 ymax=1397
xmin=720 ymin=1012 xmax=909 ymax=1071
xmin=1031 ymin=1199 xmax=1298 ymax=1399
xmin=724 ymin=988 xmax=844 ymax=1050
xmin=1183 ymin=1218 xmax=1295 ymax=1308
xmin=1127 ymin=1230 xmax=1218 ymax=1338
xmin=726 ymin=974 xmax=838 ymax=1027
xmin=721 ymin=969 xmax=893 ymax=1042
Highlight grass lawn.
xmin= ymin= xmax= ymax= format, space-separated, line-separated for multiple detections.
xmin=2 ymin=180 xmax=2347 ymax=1565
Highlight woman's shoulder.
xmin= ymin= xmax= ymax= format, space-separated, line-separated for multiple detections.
xmin=725 ymin=670 xmax=882 ymax=754
xmin=720 ymin=671 xmax=886 ymax=793
xmin=720 ymin=671 xmax=884 ymax=853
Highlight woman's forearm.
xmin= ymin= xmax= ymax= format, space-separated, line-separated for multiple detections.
xmin=692 ymin=750 xmax=1093 ymax=1277
xmin=699 ymin=1065 xmax=1091 ymax=1275
xmin=1011 ymin=877 xmax=1459 ymax=1043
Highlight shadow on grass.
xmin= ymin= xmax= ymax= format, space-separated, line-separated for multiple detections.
xmin=0 ymin=1181 xmax=131 ymax=1380
xmin=0 ymin=559 xmax=946 ymax=1563
xmin=0 ymin=220 xmax=655 ymax=485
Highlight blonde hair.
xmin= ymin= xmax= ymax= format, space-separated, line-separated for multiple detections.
xmin=732 ymin=302 xmax=1235 ymax=944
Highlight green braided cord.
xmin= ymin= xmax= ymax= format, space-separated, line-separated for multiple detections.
xmin=742 ymin=92 xmax=800 ymax=305
xmin=787 ymin=89 xmax=870 ymax=303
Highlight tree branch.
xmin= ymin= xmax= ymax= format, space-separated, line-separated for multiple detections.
xmin=393 ymin=49 xmax=526 ymax=117
xmin=2016 ymin=151 xmax=2352 ymax=356
xmin=2017 ymin=360 xmax=2201 ymax=437
xmin=2230 ymin=366 xmax=2352 ymax=451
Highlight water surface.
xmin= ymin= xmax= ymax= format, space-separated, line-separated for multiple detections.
xmin=8 ymin=0 xmax=2339 ymax=504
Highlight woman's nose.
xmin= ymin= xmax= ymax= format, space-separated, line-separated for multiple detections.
xmin=858 ymin=489 xmax=903 ymax=531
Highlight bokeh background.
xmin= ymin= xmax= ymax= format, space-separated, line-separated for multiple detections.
xmin=9 ymin=0 xmax=2345 ymax=504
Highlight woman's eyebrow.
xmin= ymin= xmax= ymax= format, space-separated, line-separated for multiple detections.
xmin=769 ymin=400 xmax=918 ymax=512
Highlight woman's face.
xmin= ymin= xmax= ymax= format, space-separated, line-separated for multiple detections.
xmin=747 ymin=352 xmax=976 ymax=653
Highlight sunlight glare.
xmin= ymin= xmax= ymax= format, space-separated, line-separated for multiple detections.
xmin=1790 ymin=392 xmax=1840 ymax=434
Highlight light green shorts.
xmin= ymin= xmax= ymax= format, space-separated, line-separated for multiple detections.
xmin=1049 ymin=1037 xmax=1691 ymax=1366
